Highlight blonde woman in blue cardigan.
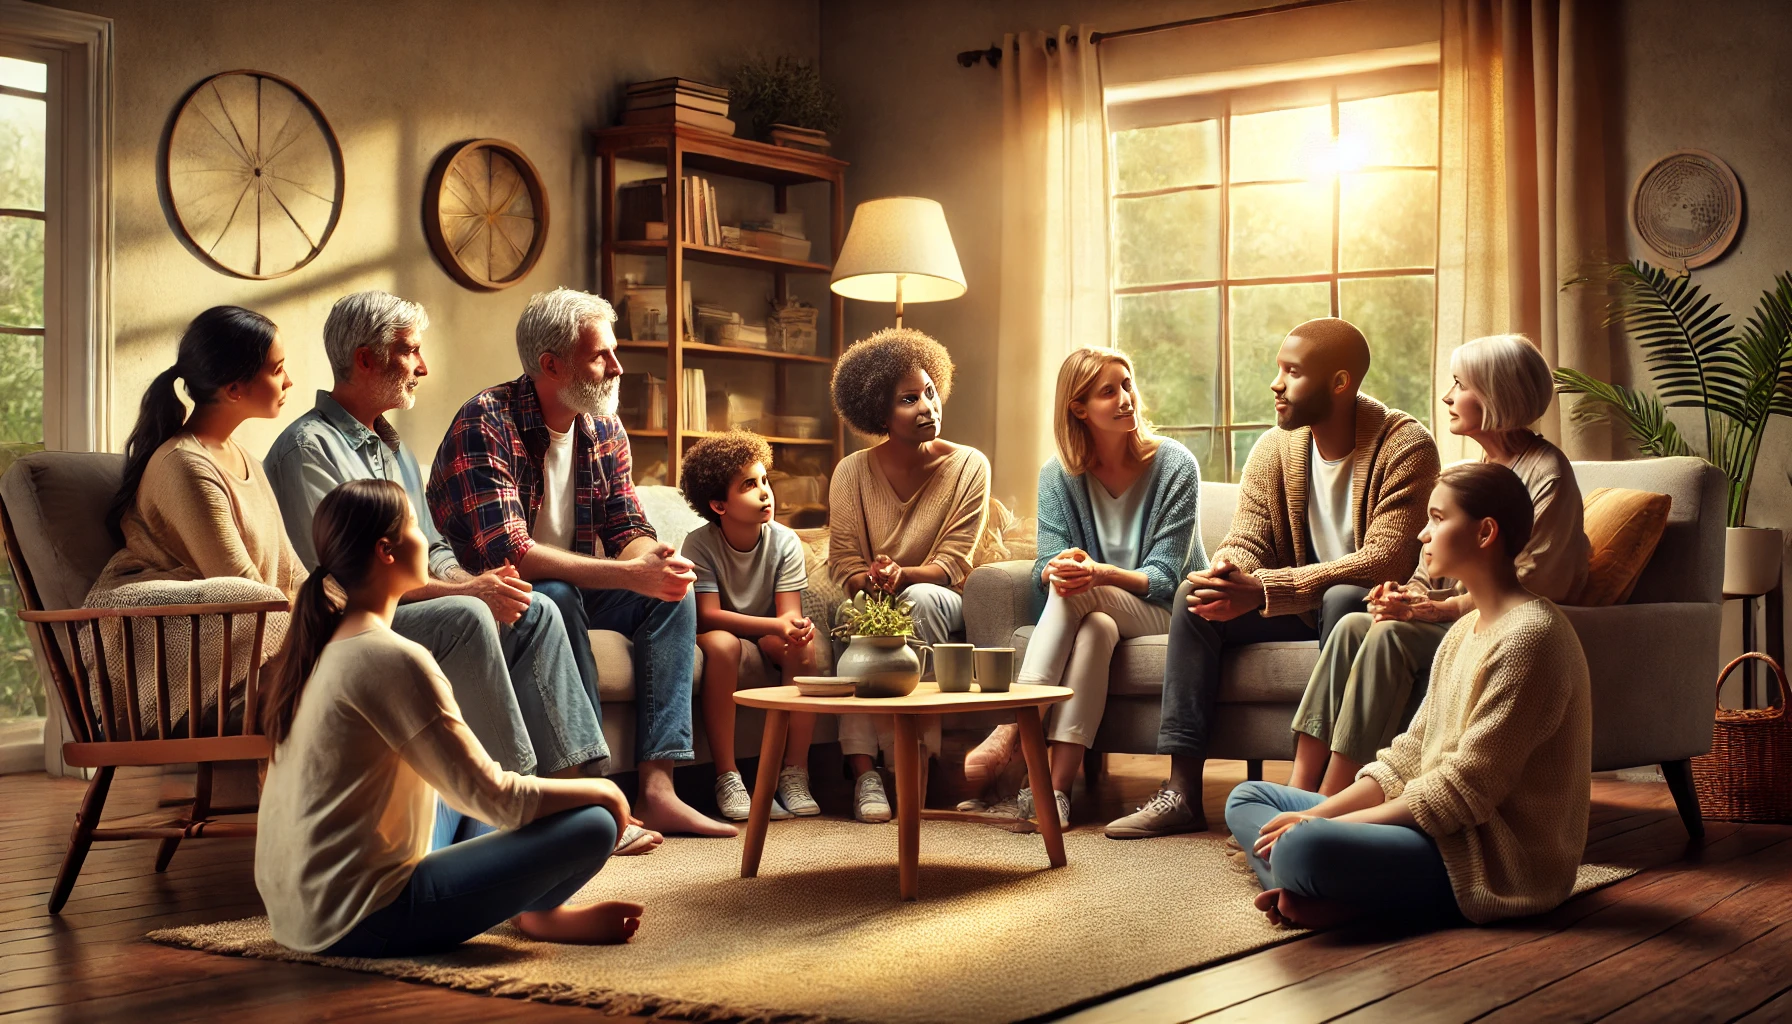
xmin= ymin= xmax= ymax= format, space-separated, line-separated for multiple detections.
xmin=965 ymin=348 xmax=1206 ymax=823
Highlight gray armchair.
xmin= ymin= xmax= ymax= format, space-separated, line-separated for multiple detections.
xmin=964 ymin=456 xmax=1724 ymax=837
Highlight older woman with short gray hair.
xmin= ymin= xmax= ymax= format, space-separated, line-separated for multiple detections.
xmin=1287 ymin=333 xmax=1592 ymax=795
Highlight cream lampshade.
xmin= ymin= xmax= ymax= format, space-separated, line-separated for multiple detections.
xmin=830 ymin=196 xmax=967 ymax=327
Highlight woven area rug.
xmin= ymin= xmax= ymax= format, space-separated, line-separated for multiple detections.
xmin=151 ymin=820 xmax=1636 ymax=1023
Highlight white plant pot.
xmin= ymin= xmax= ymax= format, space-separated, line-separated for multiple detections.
xmin=1724 ymin=526 xmax=1785 ymax=597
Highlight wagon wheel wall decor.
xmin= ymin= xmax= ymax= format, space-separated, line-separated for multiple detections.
xmin=425 ymin=139 xmax=550 ymax=291
xmin=164 ymin=70 xmax=344 ymax=280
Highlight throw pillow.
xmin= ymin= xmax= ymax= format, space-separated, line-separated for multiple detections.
xmin=1571 ymin=487 xmax=1672 ymax=606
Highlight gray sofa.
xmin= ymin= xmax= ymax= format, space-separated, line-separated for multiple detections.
xmin=965 ymin=456 xmax=1724 ymax=835
xmin=0 ymin=452 xmax=817 ymax=777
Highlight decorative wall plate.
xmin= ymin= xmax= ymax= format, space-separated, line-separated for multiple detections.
xmin=1631 ymin=149 xmax=1742 ymax=270
xmin=424 ymin=139 xmax=549 ymax=291
xmin=164 ymin=70 xmax=344 ymax=280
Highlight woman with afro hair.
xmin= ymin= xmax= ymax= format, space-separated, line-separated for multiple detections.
xmin=827 ymin=327 xmax=990 ymax=824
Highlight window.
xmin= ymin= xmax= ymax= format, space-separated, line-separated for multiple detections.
xmin=0 ymin=54 xmax=47 ymax=733
xmin=1108 ymin=72 xmax=1439 ymax=482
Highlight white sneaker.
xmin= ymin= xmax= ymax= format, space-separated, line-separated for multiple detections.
xmin=777 ymin=766 xmax=821 ymax=816
xmin=1016 ymin=786 xmax=1072 ymax=827
xmin=715 ymin=771 xmax=790 ymax=821
xmin=854 ymin=770 xmax=892 ymax=823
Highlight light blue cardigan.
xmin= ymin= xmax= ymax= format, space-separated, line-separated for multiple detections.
xmin=1030 ymin=438 xmax=1208 ymax=613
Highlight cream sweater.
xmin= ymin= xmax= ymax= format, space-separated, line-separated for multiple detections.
xmin=1362 ymin=598 xmax=1591 ymax=924
xmin=256 ymin=626 xmax=543 ymax=952
xmin=828 ymin=444 xmax=991 ymax=592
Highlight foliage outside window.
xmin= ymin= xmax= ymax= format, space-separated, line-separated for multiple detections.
xmin=1108 ymin=72 xmax=1440 ymax=482
xmin=0 ymin=55 xmax=48 ymax=722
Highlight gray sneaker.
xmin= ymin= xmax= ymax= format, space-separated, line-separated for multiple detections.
xmin=1104 ymin=784 xmax=1203 ymax=839
xmin=854 ymin=770 xmax=892 ymax=823
xmin=777 ymin=766 xmax=821 ymax=816
xmin=716 ymin=770 xmax=790 ymax=821
xmin=1017 ymin=786 xmax=1073 ymax=828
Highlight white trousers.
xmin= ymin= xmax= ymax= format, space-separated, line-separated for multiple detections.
xmin=1018 ymin=585 xmax=1170 ymax=747
xmin=838 ymin=582 xmax=958 ymax=761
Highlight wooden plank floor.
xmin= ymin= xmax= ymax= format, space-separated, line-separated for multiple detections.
xmin=4 ymin=757 xmax=1791 ymax=1022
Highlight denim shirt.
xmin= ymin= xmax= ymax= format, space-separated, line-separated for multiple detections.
xmin=264 ymin=391 xmax=460 ymax=578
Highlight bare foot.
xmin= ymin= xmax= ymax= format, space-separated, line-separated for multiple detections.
xmin=1275 ymin=890 xmax=1363 ymax=930
xmin=1254 ymin=888 xmax=1290 ymax=927
xmin=965 ymin=724 xmax=1019 ymax=787
xmin=515 ymin=900 xmax=645 ymax=944
xmin=636 ymin=794 xmax=739 ymax=837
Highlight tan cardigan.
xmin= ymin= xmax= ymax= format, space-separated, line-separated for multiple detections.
xmin=1363 ymin=599 xmax=1591 ymax=924
xmin=1215 ymin=395 xmax=1440 ymax=619
xmin=828 ymin=444 xmax=991 ymax=593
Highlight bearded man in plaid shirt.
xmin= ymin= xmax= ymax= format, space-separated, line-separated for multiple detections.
xmin=428 ymin=287 xmax=735 ymax=838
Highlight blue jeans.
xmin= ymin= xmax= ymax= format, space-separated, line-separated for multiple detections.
xmin=394 ymin=591 xmax=608 ymax=776
xmin=322 ymin=805 xmax=618 ymax=958
xmin=1224 ymin=780 xmax=1461 ymax=923
xmin=535 ymin=581 xmax=697 ymax=763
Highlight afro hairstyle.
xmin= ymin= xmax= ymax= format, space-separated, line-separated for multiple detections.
xmin=829 ymin=327 xmax=955 ymax=437
xmin=679 ymin=429 xmax=774 ymax=525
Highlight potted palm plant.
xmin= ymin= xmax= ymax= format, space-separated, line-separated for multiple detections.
xmin=1555 ymin=260 xmax=1792 ymax=596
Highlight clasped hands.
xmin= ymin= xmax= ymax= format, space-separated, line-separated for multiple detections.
xmin=1365 ymin=580 xmax=1449 ymax=623
xmin=1184 ymin=559 xmax=1265 ymax=621
xmin=865 ymin=554 xmax=906 ymax=595
xmin=775 ymin=609 xmax=816 ymax=647
xmin=1042 ymin=548 xmax=1113 ymax=597
xmin=631 ymin=542 xmax=698 ymax=602
xmin=461 ymin=562 xmax=532 ymax=625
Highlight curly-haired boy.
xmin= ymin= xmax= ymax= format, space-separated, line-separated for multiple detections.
xmin=678 ymin=430 xmax=819 ymax=821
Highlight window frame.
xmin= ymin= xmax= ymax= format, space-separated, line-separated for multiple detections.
xmin=1107 ymin=64 xmax=1442 ymax=482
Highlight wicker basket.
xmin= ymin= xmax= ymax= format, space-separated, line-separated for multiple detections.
xmin=1691 ymin=652 xmax=1792 ymax=823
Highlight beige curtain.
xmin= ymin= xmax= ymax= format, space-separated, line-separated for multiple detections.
xmin=994 ymin=25 xmax=1109 ymax=513
xmin=1435 ymin=0 xmax=1616 ymax=461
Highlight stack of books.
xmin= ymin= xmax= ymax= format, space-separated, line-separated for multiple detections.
xmin=768 ymin=123 xmax=830 ymax=152
xmin=621 ymin=78 xmax=734 ymax=136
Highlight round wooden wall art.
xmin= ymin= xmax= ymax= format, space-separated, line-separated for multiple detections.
xmin=164 ymin=70 xmax=344 ymax=279
xmin=424 ymin=139 xmax=549 ymax=291
xmin=1632 ymin=149 xmax=1742 ymax=271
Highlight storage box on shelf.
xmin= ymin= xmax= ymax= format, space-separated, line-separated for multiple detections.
xmin=593 ymin=124 xmax=847 ymax=503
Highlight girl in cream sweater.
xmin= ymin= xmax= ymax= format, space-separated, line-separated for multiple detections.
xmin=1226 ymin=461 xmax=1591 ymax=928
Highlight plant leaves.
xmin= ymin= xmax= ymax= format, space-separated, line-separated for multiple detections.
xmin=1552 ymin=367 xmax=1693 ymax=459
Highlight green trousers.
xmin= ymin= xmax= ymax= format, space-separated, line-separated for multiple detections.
xmin=1292 ymin=610 xmax=1450 ymax=766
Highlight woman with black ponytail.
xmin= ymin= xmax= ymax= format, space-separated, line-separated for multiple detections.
xmin=87 ymin=307 xmax=304 ymax=732
xmin=256 ymin=479 xmax=643 ymax=956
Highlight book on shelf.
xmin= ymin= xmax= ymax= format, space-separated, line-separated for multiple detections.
xmin=621 ymin=105 xmax=735 ymax=135
xmin=678 ymin=176 xmax=723 ymax=247
xmin=681 ymin=367 xmax=707 ymax=431
xmin=618 ymin=372 xmax=667 ymax=431
xmin=626 ymin=77 xmax=728 ymax=100
xmin=768 ymin=123 xmax=831 ymax=152
xmin=625 ymin=89 xmax=730 ymax=117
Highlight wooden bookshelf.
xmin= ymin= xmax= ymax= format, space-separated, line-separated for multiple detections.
xmin=591 ymin=124 xmax=847 ymax=494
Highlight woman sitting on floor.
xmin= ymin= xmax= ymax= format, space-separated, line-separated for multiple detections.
xmin=1227 ymin=461 xmax=1591 ymax=930
xmin=1288 ymin=333 xmax=1591 ymax=795
xmin=828 ymin=327 xmax=992 ymax=823
xmin=256 ymin=479 xmax=643 ymax=956
xmin=963 ymin=346 xmax=1204 ymax=825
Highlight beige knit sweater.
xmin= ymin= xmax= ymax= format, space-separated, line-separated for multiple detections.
xmin=1214 ymin=395 xmax=1440 ymax=619
xmin=1362 ymin=598 xmax=1592 ymax=924
xmin=828 ymin=444 xmax=990 ymax=593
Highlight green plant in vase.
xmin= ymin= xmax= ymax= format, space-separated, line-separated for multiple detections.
xmin=1555 ymin=259 xmax=1792 ymax=596
xmin=728 ymin=55 xmax=840 ymax=143
xmin=831 ymin=589 xmax=915 ymax=641
xmin=831 ymin=591 xmax=925 ymax=698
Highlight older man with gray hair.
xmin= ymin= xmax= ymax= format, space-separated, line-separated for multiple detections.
xmin=264 ymin=290 xmax=619 ymax=804
xmin=427 ymin=287 xmax=727 ymax=838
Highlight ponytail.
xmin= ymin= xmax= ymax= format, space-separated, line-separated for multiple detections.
xmin=260 ymin=479 xmax=410 ymax=751
xmin=107 ymin=306 xmax=278 ymax=542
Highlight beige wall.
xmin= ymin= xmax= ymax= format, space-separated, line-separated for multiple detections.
xmin=43 ymin=0 xmax=819 ymax=458
xmin=1615 ymin=0 xmax=1792 ymax=679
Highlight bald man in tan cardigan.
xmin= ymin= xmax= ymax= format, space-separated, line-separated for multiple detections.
xmin=1108 ymin=318 xmax=1440 ymax=838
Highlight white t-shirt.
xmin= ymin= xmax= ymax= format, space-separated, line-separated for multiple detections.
xmin=531 ymin=424 xmax=576 ymax=550
xmin=680 ymin=521 xmax=808 ymax=617
xmin=1305 ymin=437 xmax=1356 ymax=564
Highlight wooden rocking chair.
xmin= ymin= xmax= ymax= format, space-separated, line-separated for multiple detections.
xmin=0 ymin=452 xmax=286 ymax=913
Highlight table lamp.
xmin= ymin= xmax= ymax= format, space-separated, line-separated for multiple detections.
xmin=830 ymin=196 xmax=966 ymax=327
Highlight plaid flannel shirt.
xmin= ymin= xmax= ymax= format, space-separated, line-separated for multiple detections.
xmin=426 ymin=373 xmax=655 ymax=573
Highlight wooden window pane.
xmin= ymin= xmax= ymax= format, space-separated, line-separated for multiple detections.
xmin=1229 ymin=105 xmax=1330 ymax=183
xmin=1117 ymin=287 xmax=1219 ymax=427
xmin=1114 ymin=189 xmax=1220 ymax=286
xmin=1112 ymin=121 xmax=1220 ymax=192
xmin=1341 ymin=275 xmax=1435 ymax=429
xmin=1229 ymin=282 xmax=1331 ymax=424
xmin=1229 ymin=181 xmax=1332 ymax=279
xmin=1340 ymin=170 xmax=1437 ymax=271
xmin=0 ymin=94 xmax=46 ymax=210
xmin=1338 ymin=91 xmax=1438 ymax=168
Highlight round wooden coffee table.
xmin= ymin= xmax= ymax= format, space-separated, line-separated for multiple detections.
xmin=733 ymin=682 xmax=1073 ymax=901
